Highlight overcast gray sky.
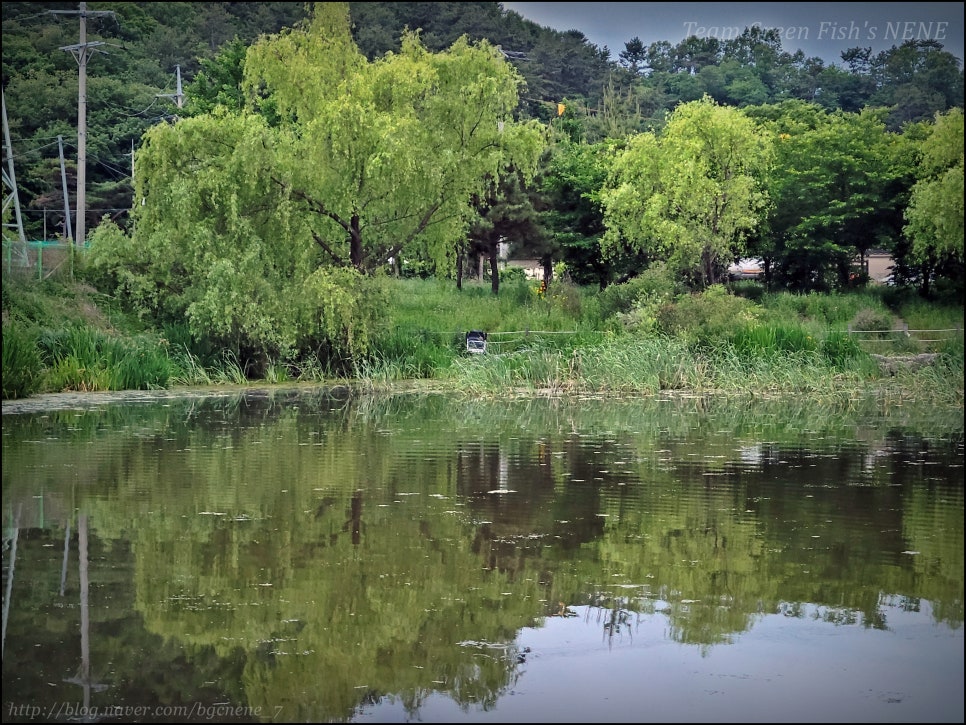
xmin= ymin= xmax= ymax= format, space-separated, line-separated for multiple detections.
xmin=501 ymin=2 xmax=964 ymax=66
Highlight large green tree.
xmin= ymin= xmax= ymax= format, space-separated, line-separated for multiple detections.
xmin=243 ymin=3 xmax=544 ymax=274
xmin=751 ymin=101 xmax=909 ymax=291
xmin=538 ymin=136 xmax=617 ymax=288
xmin=599 ymin=96 xmax=771 ymax=287
xmin=467 ymin=167 xmax=546 ymax=294
xmin=903 ymin=108 xmax=965 ymax=296
xmin=87 ymin=2 xmax=544 ymax=370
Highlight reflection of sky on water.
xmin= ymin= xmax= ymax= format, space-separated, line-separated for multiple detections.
xmin=354 ymin=602 xmax=964 ymax=723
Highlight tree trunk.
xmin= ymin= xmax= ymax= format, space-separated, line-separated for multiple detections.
xmin=349 ymin=213 xmax=364 ymax=271
xmin=489 ymin=245 xmax=500 ymax=295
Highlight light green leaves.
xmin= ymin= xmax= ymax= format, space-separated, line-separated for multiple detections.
xmin=601 ymin=96 xmax=770 ymax=286
xmin=904 ymin=109 xmax=965 ymax=265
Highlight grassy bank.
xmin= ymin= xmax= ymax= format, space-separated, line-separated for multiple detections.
xmin=2 ymin=273 xmax=963 ymax=407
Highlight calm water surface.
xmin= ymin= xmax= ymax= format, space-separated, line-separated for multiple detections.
xmin=2 ymin=387 xmax=963 ymax=723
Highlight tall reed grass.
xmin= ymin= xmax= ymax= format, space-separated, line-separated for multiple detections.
xmin=2 ymin=322 xmax=43 ymax=399
xmin=37 ymin=326 xmax=177 ymax=392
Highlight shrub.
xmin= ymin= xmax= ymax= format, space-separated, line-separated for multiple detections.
xmin=596 ymin=264 xmax=681 ymax=321
xmin=655 ymin=285 xmax=759 ymax=348
xmin=499 ymin=266 xmax=526 ymax=284
xmin=850 ymin=308 xmax=894 ymax=333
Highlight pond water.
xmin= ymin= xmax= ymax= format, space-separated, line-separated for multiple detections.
xmin=2 ymin=387 xmax=963 ymax=723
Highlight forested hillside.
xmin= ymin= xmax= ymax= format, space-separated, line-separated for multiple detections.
xmin=3 ymin=1 xmax=962 ymax=244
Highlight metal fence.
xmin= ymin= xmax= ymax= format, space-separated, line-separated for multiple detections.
xmin=2 ymin=240 xmax=85 ymax=280
xmin=848 ymin=325 xmax=964 ymax=353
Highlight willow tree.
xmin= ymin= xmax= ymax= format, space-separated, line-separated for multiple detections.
xmin=904 ymin=108 xmax=964 ymax=295
xmin=88 ymin=2 xmax=543 ymax=370
xmin=245 ymin=2 xmax=544 ymax=274
xmin=599 ymin=96 xmax=771 ymax=287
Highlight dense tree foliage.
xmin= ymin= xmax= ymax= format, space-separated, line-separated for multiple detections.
xmin=748 ymin=101 xmax=911 ymax=292
xmin=4 ymin=2 xmax=961 ymax=243
xmin=903 ymin=108 xmax=965 ymax=294
xmin=600 ymin=96 xmax=771 ymax=287
xmin=467 ymin=167 xmax=546 ymax=293
xmin=537 ymin=135 xmax=615 ymax=288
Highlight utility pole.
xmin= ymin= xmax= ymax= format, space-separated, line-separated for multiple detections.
xmin=157 ymin=65 xmax=185 ymax=111
xmin=51 ymin=2 xmax=114 ymax=247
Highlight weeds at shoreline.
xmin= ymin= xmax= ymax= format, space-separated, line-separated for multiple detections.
xmin=3 ymin=275 xmax=962 ymax=405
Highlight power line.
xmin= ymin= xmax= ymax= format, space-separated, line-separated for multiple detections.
xmin=3 ymin=138 xmax=65 ymax=160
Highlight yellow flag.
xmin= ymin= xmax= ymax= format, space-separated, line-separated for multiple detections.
xmin=557 ymin=103 xmax=565 ymax=116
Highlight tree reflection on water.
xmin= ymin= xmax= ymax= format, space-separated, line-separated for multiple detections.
xmin=2 ymin=389 xmax=963 ymax=722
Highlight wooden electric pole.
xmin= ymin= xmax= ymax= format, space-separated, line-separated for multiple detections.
xmin=51 ymin=2 xmax=114 ymax=247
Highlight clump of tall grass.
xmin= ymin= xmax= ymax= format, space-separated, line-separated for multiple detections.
xmin=729 ymin=324 xmax=817 ymax=357
xmin=207 ymin=351 xmax=248 ymax=385
xmin=169 ymin=344 xmax=214 ymax=385
xmin=570 ymin=337 xmax=707 ymax=392
xmin=819 ymin=330 xmax=866 ymax=369
xmin=367 ymin=326 xmax=461 ymax=379
xmin=2 ymin=321 xmax=43 ymax=399
xmin=444 ymin=345 xmax=577 ymax=395
xmin=263 ymin=361 xmax=291 ymax=384
xmin=110 ymin=337 xmax=177 ymax=390
xmin=288 ymin=353 xmax=333 ymax=382
xmin=37 ymin=326 xmax=176 ymax=392
xmin=707 ymin=345 xmax=876 ymax=398
xmin=444 ymin=336 xmax=711 ymax=395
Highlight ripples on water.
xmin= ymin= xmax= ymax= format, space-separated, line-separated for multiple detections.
xmin=2 ymin=388 xmax=963 ymax=723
